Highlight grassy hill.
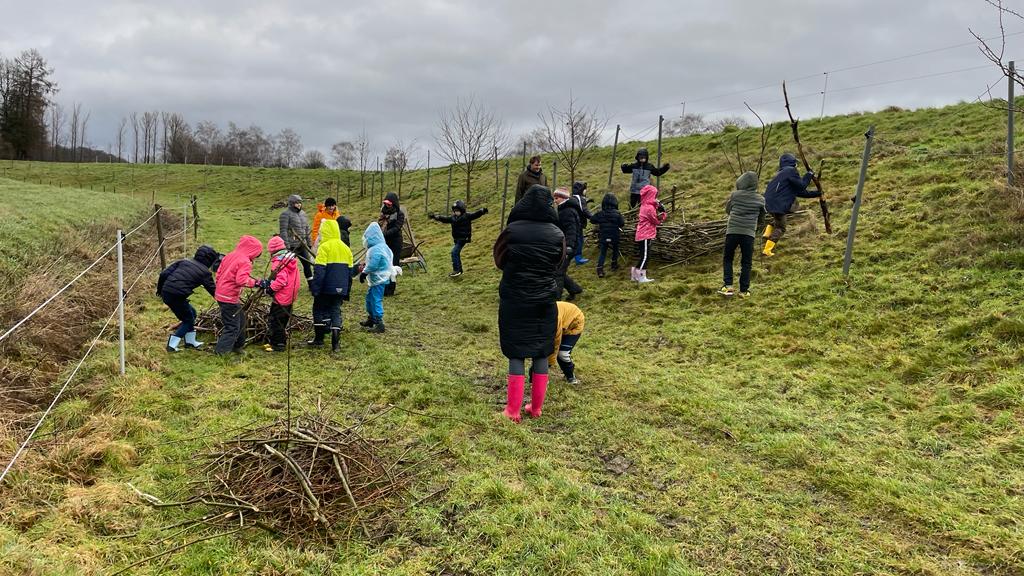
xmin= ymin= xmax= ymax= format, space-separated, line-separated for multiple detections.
xmin=0 ymin=98 xmax=1022 ymax=575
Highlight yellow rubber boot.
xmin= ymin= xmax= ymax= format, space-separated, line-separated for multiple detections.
xmin=762 ymin=239 xmax=776 ymax=257
xmin=762 ymin=224 xmax=774 ymax=239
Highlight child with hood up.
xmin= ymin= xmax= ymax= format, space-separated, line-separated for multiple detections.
xmin=307 ymin=219 xmax=354 ymax=352
xmin=633 ymin=184 xmax=667 ymax=284
xmin=428 ymin=200 xmax=488 ymax=277
xmin=589 ymin=193 xmax=625 ymax=278
xmin=157 ymin=245 xmax=220 ymax=352
xmin=263 ymin=235 xmax=300 ymax=352
xmin=214 ymin=235 xmax=269 ymax=355
xmin=621 ymin=148 xmax=670 ymax=209
xmin=762 ymin=153 xmax=818 ymax=257
xmin=358 ymin=222 xmax=401 ymax=333
xmin=719 ymin=171 xmax=766 ymax=298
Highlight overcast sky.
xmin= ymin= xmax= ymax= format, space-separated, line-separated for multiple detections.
xmin=2 ymin=0 xmax=1021 ymax=162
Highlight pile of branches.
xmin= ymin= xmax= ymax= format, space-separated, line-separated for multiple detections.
xmin=193 ymin=299 xmax=312 ymax=345
xmin=592 ymin=206 xmax=810 ymax=266
xmin=123 ymin=409 xmax=437 ymax=571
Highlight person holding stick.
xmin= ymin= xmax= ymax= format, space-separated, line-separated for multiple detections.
xmin=156 ymin=245 xmax=220 ymax=352
xmin=263 ymin=235 xmax=300 ymax=352
xmin=278 ymin=193 xmax=313 ymax=281
xmin=213 ymin=235 xmax=269 ymax=355
xmin=762 ymin=153 xmax=818 ymax=257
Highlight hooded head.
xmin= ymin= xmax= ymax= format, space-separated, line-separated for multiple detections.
xmin=382 ymin=192 xmax=401 ymax=213
xmin=193 ymin=245 xmax=219 ymax=267
xmin=639 ymin=184 xmax=659 ymax=205
xmin=452 ymin=200 xmax=467 ymax=215
xmin=508 ymin=185 xmax=559 ymax=224
xmin=267 ymin=235 xmax=286 ymax=254
xmin=601 ymin=192 xmax=620 ymax=211
xmin=337 ymin=215 xmax=352 ymax=231
xmin=735 ymin=171 xmax=758 ymax=192
xmin=363 ymin=221 xmax=385 ymax=248
xmin=319 ymin=218 xmax=341 ymax=244
xmin=288 ymin=194 xmax=303 ymax=209
xmin=572 ymin=181 xmax=587 ymax=197
xmin=235 ymin=235 xmax=263 ymax=261
xmin=779 ymin=153 xmax=798 ymax=169
xmin=636 ymin=148 xmax=649 ymax=162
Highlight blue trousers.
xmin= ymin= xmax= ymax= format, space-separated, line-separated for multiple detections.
xmin=451 ymin=240 xmax=466 ymax=272
xmin=596 ymin=238 xmax=620 ymax=269
xmin=163 ymin=294 xmax=196 ymax=338
xmin=365 ymin=284 xmax=385 ymax=321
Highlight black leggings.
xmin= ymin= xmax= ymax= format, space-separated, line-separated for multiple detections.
xmin=635 ymin=239 xmax=652 ymax=270
xmin=509 ymin=356 xmax=549 ymax=376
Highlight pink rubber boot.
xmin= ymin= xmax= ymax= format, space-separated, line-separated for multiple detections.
xmin=502 ymin=374 xmax=525 ymax=422
xmin=525 ymin=372 xmax=549 ymax=418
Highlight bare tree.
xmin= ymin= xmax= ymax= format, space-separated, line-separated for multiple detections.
xmin=130 ymin=112 xmax=139 ymax=163
xmin=663 ymin=113 xmax=749 ymax=137
xmin=49 ymin=103 xmax=64 ymax=160
xmin=78 ymin=109 xmax=90 ymax=162
xmin=434 ymin=96 xmax=507 ymax=202
xmin=68 ymin=103 xmax=81 ymax=161
xmin=274 ymin=128 xmax=303 ymax=167
xmin=973 ymin=0 xmax=1024 ymax=110
xmin=300 ymin=149 xmax=326 ymax=169
xmin=355 ymin=129 xmax=371 ymax=196
xmin=330 ymin=140 xmax=356 ymax=169
xmin=384 ymin=139 xmax=418 ymax=195
xmin=115 ymin=116 xmax=127 ymax=161
xmin=141 ymin=111 xmax=158 ymax=163
xmin=537 ymin=95 xmax=606 ymax=184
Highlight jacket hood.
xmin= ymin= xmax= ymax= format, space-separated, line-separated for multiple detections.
xmin=193 ymin=245 xmax=219 ymax=267
xmin=288 ymin=194 xmax=303 ymax=208
xmin=509 ymin=185 xmax=559 ymax=224
xmin=736 ymin=171 xmax=759 ymax=192
xmin=235 ymin=235 xmax=263 ymax=260
xmin=639 ymin=184 xmax=659 ymax=205
xmin=267 ymin=235 xmax=286 ymax=253
xmin=571 ymin=181 xmax=587 ymax=196
xmin=779 ymin=153 xmax=798 ymax=169
xmin=337 ymin=215 xmax=352 ymax=231
xmin=453 ymin=200 xmax=467 ymax=214
xmin=316 ymin=202 xmax=326 ymax=212
xmin=601 ymin=193 xmax=619 ymax=211
xmin=363 ymin=222 xmax=385 ymax=248
xmin=319 ymin=218 xmax=341 ymax=243
xmin=383 ymin=192 xmax=401 ymax=212
xmin=636 ymin=148 xmax=649 ymax=161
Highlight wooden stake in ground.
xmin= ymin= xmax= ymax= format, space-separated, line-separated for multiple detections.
xmin=783 ymin=82 xmax=833 ymax=234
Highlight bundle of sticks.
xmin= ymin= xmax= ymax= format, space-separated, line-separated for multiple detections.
xmin=193 ymin=298 xmax=313 ymax=345
xmin=127 ymin=409 xmax=431 ymax=551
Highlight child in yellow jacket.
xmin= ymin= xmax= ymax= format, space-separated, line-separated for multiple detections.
xmin=527 ymin=302 xmax=586 ymax=417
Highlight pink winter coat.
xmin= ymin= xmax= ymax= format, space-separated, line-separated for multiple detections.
xmin=215 ymin=235 xmax=263 ymax=304
xmin=634 ymin=184 xmax=667 ymax=241
xmin=269 ymin=252 xmax=300 ymax=306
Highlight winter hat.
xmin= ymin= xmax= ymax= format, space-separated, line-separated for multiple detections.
xmin=324 ymin=197 xmax=337 ymax=207
xmin=553 ymin=188 xmax=571 ymax=200
xmin=268 ymin=235 xmax=286 ymax=253
xmin=288 ymin=194 xmax=303 ymax=206
xmin=636 ymin=148 xmax=649 ymax=161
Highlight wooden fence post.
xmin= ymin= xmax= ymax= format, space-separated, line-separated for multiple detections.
xmin=153 ymin=205 xmax=167 ymax=270
xmin=191 ymin=194 xmax=200 ymax=241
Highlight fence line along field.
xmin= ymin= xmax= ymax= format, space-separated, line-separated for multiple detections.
xmin=0 ymin=98 xmax=1023 ymax=575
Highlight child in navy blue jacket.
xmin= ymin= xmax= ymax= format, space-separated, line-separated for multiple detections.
xmin=589 ymin=193 xmax=625 ymax=278
xmin=429 ymin=200 xmax=488 ymax=277
xmin=157 ymin=245 xmax=220 ymax=352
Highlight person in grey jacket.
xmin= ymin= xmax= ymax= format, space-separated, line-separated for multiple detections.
xmin=279 ymin=194 xmax=313 ymax=281
xmin=621 ymin=148 xmax=670 ymax=209
xmin=718 ymin=171 xmax=765 ymax=298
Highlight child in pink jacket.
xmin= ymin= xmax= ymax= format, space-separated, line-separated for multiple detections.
xmin=632 ymin=184 xmax=667 ymax=284
xmin=214 ymin=235 xmax=268 ymax=355
xmin=264 ymin=235 xmax=300 ymax=352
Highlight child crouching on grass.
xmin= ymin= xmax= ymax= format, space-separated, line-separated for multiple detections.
xmin=263 ymin=235 xmax=299 ymax=352
xmin=550 ymin=302 xmax=585 ymax=385
xmin=718 ymin=171 xmax=765 ymax=298
xmin=358 ymin=222 xmax=400 ymax=334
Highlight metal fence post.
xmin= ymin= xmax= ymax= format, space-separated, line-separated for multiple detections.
xmin=607 ymin=124 xmax=620 ymax=189
xmin=1009 ymin=61 xmax=1016 ymax=188
xmin=116 ymin=229 xmax=125 ymax=375
xmin=843 ymin=125 xmax=875 ymax=281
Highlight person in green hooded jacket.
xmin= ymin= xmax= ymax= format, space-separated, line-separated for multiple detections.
xmin=718 ymin=171 xmax=765 ymax=298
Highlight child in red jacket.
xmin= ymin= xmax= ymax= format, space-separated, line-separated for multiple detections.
xmin=214 ymin=235 xmax=269 ymax=355
xmin=263 ymin=235 xmax=300 ymax=352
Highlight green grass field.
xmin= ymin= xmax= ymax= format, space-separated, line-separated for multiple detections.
xmin=0 ymin=98 xmax=1023 ymax=575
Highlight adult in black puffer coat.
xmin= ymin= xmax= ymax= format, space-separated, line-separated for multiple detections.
xmin=156 ymin=244 xmax=220 ymax=352
xmin=493 ymin=185 xmax=565 ymax=422
xmin=554 ymin=189 xmax=584 ymax=300
xmin=378 ymin=192 xmax=405 ymax=296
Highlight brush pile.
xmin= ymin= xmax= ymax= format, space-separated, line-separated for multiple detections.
xmin=193 ymin=300 xmax=312 ymax=345
xmin=129 ymin=408 xmax=432 ymax=546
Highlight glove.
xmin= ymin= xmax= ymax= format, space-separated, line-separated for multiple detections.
xmin=265 ymin=287 xmax=275 ymax=297
xmin=661 ymin=163 xmax=670 ymax=171
xmin=428 ymin=212 xmax=436 ymax=219
xmin=482 ymin=207 xmax=489 ymax=214
xmin=359 ymin=272 xmax=367 ymax=284
xmin=257 ymin=279 xmax=271 ymax=290
xmin=807 ymin=170 xmax=815 ymax=178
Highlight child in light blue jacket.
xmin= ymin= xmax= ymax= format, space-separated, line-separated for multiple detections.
xmin=358 ymin=222 xmax=400 ymax=333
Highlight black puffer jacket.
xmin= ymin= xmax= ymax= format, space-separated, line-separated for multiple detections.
xmin=379 ymin=192 xmax=405 ymax=265
xmin=157 ymin=245 xmax=219 ymax=299
xmin=431 ymin=200 xmax=488 ymax=242
xmin=494 ymin=185 xmax=565 ymax=359
xmin=557 ymin=197 xmax=585 ymax=249
xmin=589 ymin=193 xmax=625 ymax=242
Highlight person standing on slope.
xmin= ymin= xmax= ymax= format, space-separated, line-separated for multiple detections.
xmin=428 ymin=200 xmax=489 ymax=277
xmin=514 ymin=155 xmax=548 ymax=205
xmin=213 ymin=235 xmax=269 ymax=355
xmin=554 ymin=188 xmax=585 ymax=301
xmin=632 ymin=184 xmax=667 ymax=283
xmin=621 ymin=148 xmax=670 ymax=209
xmin=307 ymin=219 xmax=354 ymax=353
xmin=718 ymin=171 xmax=765 ymax=298
xmin=263 ymin=235 xmax=300 ymax=352
xmin=589 ymin=192 xmax=625 ymax=278
xmin=278 ymin=194 xmax=314 ymax=281
xmin=311 ymin=197 xmax=340 ymax=250
xmin=493 ymin=184 xmax=565 ymax=422
xmin=378 ymin=192 xmax=405 ymax=297
xmin=762 ymin=153 xmax=819 ymax=257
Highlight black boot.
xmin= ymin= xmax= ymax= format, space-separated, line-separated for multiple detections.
xmin=359 ymin=316 xmax=374 ymax=328
xmin=306 ymin=325 xmax=325 ymax=347
xmin=330 ymin=328 xmax=340 ymax=353
xmin=596 ymin=266 xmax=605 ymax=278
xmin=371 ymin=319 xmax=386 ymax=333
